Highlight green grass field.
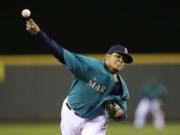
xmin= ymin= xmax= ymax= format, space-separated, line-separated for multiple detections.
xmin=0 ymin=122 xmax=180 ymax=135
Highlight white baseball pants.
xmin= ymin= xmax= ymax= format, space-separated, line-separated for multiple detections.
xmin=133 ymin=98 xmax=165 ymax=129
xmin=60 ymin=98 xmax=107 ymax=135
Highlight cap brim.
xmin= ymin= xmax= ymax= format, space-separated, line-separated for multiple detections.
xmin=115 ymin=52 xmax=133 ymax=63
xmin=122 ymin=53 xmax=133 ymax=63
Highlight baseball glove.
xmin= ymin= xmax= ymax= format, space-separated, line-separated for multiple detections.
xmin=103 ymin=100 xmax=123 ymax=120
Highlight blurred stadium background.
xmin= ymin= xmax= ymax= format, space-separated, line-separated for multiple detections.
xmin=1 ymin=0 xmax=180 ymax=134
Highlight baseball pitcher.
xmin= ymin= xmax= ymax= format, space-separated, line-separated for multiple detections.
xmin=26 ymin=19 xmax=133 ymax=135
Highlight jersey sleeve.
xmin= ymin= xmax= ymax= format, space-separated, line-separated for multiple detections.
xmin=102 ymin=77 xmax=130 ymax=121
xmin=113 ymin=101 xmax=127 ymax=121
xmin=103 ymin=95 xmax=128 ymax=116
xmin=63 ymin=49 xmax=89 ymax=77
xmin=118 ymin=77 xmax=129 ymax=120
xmin=38 ymin=30 xmax=88 ymax=76
xmin=38 ymin=30 xmax=65 ymax=64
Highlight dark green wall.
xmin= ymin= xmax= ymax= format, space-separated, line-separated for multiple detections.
xmin=0 ymin=64 xmax=179 ymax=121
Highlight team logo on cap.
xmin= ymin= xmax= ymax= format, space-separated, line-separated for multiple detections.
xmin=124 ymin=48 xmax=128 ymax=54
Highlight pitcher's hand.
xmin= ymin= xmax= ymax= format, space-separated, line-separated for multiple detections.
xmin=114 ymin=108 xmax=123 ymax=117
xmin=26 ymin=19 xmax=40 ymax=35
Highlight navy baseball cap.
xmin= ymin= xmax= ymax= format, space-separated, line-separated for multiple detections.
xmin=108 ymin=44 xmax=133 ymax=63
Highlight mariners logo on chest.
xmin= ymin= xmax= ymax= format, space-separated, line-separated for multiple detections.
xmin=86 ymin=77 xmax=106 ymax=94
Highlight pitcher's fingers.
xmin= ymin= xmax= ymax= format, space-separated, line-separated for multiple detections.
xmin=26 ymin=23 xmax=31 ymax=28
xmin=29 ymin=19 xmax=36 ymax=25
xmin=26 ymin=27 xmax=31 ymax=31
xmin=26 ymin=21 xmax=31 ymax=26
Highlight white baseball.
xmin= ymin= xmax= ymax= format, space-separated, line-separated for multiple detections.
xmin=22 ymin=9 xmax=31 ymax=18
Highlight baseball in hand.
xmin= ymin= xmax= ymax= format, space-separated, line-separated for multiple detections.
xmin=22 ymin=9 xmax=31 ymax=18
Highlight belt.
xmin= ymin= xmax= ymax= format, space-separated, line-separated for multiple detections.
xmin=66 ymin=102 xmax=80 ymax=116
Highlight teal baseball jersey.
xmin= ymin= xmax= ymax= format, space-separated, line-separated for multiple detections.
xmin=63 ymin=49 xmax=129 ymax=119
xmin=142 ymin=83 xmax=167 ymax=100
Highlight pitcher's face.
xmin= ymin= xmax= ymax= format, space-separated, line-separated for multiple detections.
xmin=105 ymin=53 xmax=125 ymax=73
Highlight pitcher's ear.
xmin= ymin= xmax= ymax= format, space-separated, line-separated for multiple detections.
xmin=105 ymin=53 xmax=110 ymax=61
